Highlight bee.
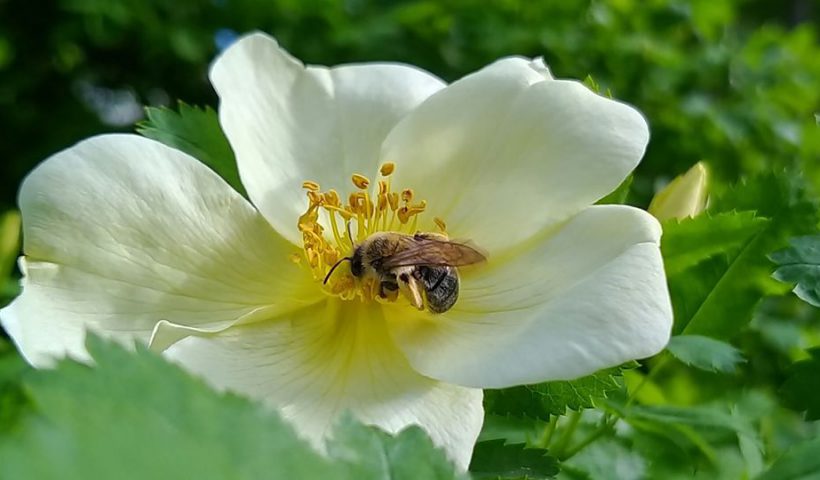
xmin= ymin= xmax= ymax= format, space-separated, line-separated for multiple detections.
xmin=324 ymin=232 xmax=486 ymax=313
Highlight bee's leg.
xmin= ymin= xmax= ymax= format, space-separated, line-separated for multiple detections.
xmin=379 ymin=280 xmax=399 ymax=302
xmin=397 ymin=272 xmax=425 ymax=310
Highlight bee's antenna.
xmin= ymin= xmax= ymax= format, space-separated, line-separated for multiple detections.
xmin=346 ymin=222 xmax=354 ymax=245
xmin=324 ymin=257 xmax=352 ymax=284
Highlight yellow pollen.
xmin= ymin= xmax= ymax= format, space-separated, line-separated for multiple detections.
xmin=296 ymin=164 xmax=435 ymax=303
xmin=351 ymin=173 xmax=370 ymax=189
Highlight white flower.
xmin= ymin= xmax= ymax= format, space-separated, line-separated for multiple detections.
xmin=0 ymin=33 xmax=672 ymax=469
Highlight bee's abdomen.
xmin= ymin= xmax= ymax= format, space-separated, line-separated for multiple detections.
xmin=415 ymin=266 xmax=459 ymax=314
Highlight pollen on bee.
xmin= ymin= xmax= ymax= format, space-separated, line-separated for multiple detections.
xmin=296 ymin=164 xmax=439 ymax=303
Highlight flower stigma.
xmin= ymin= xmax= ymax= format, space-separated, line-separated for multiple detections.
xmin=295 ymin=163 xmax=446 ymax=304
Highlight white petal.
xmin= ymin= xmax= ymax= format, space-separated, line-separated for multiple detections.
xmin=382 ymin=57 xmax=649 ymax=253
xmin=387 ymin=205 xmax=672 ymax=388
xmin=0 ymin=134 xmax=318 ymax=367
xmin=210 ymin=32 xmax=446 ymax=244
xmin=164 ymin=300 xmax=483 ymax=470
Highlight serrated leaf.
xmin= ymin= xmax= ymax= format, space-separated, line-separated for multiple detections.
xmin=770 ymin=235 xmax=820 ymax=307
xmin=672 ymin=172 xmax=820 ymax=338
xmin=779 ymin=347 xmax=820 ymax=420
xmin=661 ymin=211 xmax=769 ymax=276
xmin=327 ymin=416 xmax=469 ymax=480
xmin=469 ymin=440 xmax=559 ymax=479
xmin=137 ymin=103 xmax=246 ymax=197
xmin=484 ymin=366 xmax=627 ymax=420
xmin=666 ymin=335 xmax=746 ymax=373
xmin=756 ymin=436 xmax=820 ymax=480
xmin=0 ymin=336 xmax=463 ymax=480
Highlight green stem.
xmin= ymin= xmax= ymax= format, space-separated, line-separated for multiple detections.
xmin=560 ymin=356 xmax=673 ymax=461
xmin=552 ymin=410 xmax=582 ymax=458
xmin=559 ymin=417 xmax=616 ymax=460
xmin=625 ymin=355 xmax=671 ymax=409
xmin=537 ymin=416 xmax=558 ymax=449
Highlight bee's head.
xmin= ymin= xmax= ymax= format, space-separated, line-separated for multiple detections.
xmin=350 ymin=247 xmax=364 ymax=277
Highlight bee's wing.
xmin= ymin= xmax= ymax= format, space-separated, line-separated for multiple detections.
xmin=382 ymin=236 xmax=487 ymax=268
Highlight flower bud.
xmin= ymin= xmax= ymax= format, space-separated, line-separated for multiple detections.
xmin=649 ymin=162 xmax=708 ymax=221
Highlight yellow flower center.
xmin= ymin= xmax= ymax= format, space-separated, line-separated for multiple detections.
xmin=295 ymin=163 xmax=447 ymax=303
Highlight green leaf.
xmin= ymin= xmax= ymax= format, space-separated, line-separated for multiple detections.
xmin=0 ymin=349 xmax=30 ymax=432
xmin=770 ymin=235 xmax=820 ymax=307
xmin=666 ymin=335 xmax=746 ymax=373
xmin=484 ymin=365 xmax=629 ymax=420
xmin=596 ymin=175 xmax=632 ymax=205
xmin=756 ymin=436 xmax=820 ymax=480
xmin=327 ymin=416 xmax=469 ymax=480
xmin=563 ymin=438 xmax=646 ymax=480
xmin=469 ymin=440 xmax=559 ymax=479
xmin=0 ymin=336 xmax=463 ymax=480
xmin=137 ymin=102 xmax=246 ymax=197
xmin=661 ymin=211 xmax=769 ymax=276
xmin=672 ymin=172 xmax=819 ymax=338
xmin=779 ymin=347 xmax=820 ymax=420
xmin=0 ymin=210 xmax=21 ymax=281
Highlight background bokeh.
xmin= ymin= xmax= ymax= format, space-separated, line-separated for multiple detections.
xmin=2 ymin=0 xmax=818 ymax=210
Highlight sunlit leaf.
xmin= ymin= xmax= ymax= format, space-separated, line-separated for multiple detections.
xmin=328 ymin=416 xmax=468 ymax=480
xmin=0 ymin=336 xmax=463 ymax=480
xmin=137 ymin=103 xmax=246 ymax=197
xmin=770 ymin=235 xmax=820 ymax=307
xmin=673 ymin=172 xmax=819 ymax=338
xmin=484 ymin=365 xmax=630 ymax=420
xmin=662 ymin=211 xmax=768 ymax=276
xmin=666 ymin=335 xmax=746 ymax=373
xmin=0 ymin=210 xmax=21 ymax=280
xmin=469 ymin=440 xmax=558 ymax=479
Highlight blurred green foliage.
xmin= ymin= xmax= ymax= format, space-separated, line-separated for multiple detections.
xmin=1 ymin=0 xmax=818 ymax=208
xmin=2 ymin=0 xmax=820 ymax=478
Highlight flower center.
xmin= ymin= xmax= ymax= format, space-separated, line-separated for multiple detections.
xmin=295 ymin=163 xmax=447 ymax=304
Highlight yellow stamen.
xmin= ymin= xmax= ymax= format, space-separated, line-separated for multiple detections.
xmin=351 ymin=173 xmax=370 ymax=189
xmin=296 ymin=166 xmax=442 ymax=302
xmin=380 ymin=162 xmax=395 ymax=176
xmin=302 ymin=181 xmax=321 ymax=191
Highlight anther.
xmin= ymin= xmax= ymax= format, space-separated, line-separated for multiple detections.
xmin=302 ymin=181 xmax=321 ymax=191
xmin=401 ymin=188 xmax=414 ymax=203
xmin=388 ymin=192 xmax=399 ymax=211
xmin=434 ymin=217 xmax=447 ymax=231
xmin=380 ymin=162 xmax=395 ymax=176
xmin=351 ymin=174 xmax=370 ymax=189
xmin=323 ymin=189 xmax=341 ymax=207
xmin=307 ymin=190 xmax=323 ymax=205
